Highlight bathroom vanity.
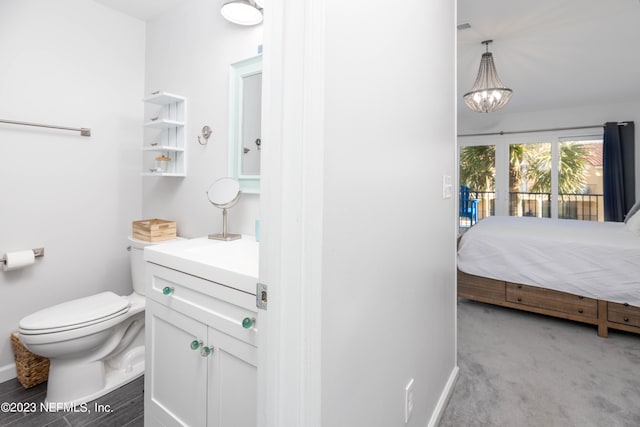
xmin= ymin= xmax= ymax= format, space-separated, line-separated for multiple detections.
xmin=143 ymin=236 xmax=259 ymax=427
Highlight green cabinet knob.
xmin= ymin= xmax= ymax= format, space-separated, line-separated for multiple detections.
xmin=190 ymin=340 xmax=202 ymax=350
xmin=162 ymin=286 xmax=174 ymax=295
xmin=200 ymin=346 xmax=213 ymax=357
xmin=242 ymin=317 xmax=255 ymax=329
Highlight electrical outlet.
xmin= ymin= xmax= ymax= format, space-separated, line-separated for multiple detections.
xmin=404 ymin=378 xmax=414 ymax=424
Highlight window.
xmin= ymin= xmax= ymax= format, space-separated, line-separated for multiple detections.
xmin=508 ymin=142 xmax=552 ymax=218
xmin=558 ymin=140 xmax=603 ymax=221
xmin=459 ymin=145 xmax=495 ymax=227
xmin=459 ymin=135 xmax=603 ymax=228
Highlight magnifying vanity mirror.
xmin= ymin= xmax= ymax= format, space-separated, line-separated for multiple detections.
xmin=229 ymin=54 xmax=262 ymax=193
xmin=207 ymin=177 xmax=242 ymax=241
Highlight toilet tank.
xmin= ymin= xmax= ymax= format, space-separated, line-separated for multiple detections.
xmin=128 ymin=236 xmax=181 ymax=295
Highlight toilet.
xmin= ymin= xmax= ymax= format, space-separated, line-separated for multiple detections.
xmin=18 ymin=236 xmax=175 ymax=405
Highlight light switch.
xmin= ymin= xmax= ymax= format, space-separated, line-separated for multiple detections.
xmin=442 ymin=175 xmax=453 ymax=199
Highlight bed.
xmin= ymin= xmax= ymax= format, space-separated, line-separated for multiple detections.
xmin=457 ymin=215 xmax=640 ymax=337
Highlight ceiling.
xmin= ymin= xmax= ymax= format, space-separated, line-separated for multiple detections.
xmin=457 ymin=0 xmax=640 ymax=116
xmin=93 ymin=0 xmax=182 ymax=21
xmin=94 ymin=0 xmax=640 ymax=117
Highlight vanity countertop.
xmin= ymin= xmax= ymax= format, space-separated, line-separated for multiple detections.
xmin=144 ymin=236 xmax=259 ymax=295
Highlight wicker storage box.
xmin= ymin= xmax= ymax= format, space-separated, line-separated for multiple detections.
xmin=132 ymin=219 xmax=176 ymax=242
xmin=10 ymin=331 xmax=49 ymax=388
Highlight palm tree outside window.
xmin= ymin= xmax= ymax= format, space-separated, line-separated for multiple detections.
xmin=459 ymin=138 xmax=603 ymax=228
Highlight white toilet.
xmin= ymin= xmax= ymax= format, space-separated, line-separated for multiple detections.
xmin=18 ymin=236 xmax=172 ymax=405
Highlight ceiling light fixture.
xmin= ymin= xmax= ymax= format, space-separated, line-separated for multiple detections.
xmin=221 ymin=0 xmax=263 ymax=26
xmin=463 ymin=40 xmax=513 ymax=113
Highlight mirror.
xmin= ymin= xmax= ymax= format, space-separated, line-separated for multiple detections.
xmin=207 ymin=177 xmax=241 ymax=241
xmin=229 ymin=54 xmax=262 ymax=194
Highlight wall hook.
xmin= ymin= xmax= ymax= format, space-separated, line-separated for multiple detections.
xmin=198 ymin=125 xmax=212 ymax=145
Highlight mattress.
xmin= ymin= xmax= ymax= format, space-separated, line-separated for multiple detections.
xmin=457 ymin=216 xmax=640 ymax=307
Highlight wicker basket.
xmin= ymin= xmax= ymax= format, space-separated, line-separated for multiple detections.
xmin=10 ymin=331 xmax=49 ymax=388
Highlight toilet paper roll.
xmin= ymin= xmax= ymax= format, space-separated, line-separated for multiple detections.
xmin=3 ymin=250 xmax=35 ymax=271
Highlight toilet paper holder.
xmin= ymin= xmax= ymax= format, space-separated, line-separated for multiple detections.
xmin=1 ymin=247 xmax=44 ymax=265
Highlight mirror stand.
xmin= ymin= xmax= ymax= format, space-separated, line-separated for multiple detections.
xmin=207 ymin=177 xmax=242 ymax=241
xmin=208 ymin=208 xmax=241 ymax=241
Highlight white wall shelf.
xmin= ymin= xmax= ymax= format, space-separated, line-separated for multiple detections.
xmin=142 ymin=91 xmax=186 ymax=177
xmin=140 ymin=172 xmax=186 ymax=177
xmin=143 ymin=118 xmax=185 ymax=129
xmin=143 ymin=146 xmax=185 ymax=153
xmin=143 ymin=92 xmax=186 ymax=105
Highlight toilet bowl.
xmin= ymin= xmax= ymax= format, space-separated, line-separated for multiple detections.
xmin=18 ymin=236 xmax=177 ymax=406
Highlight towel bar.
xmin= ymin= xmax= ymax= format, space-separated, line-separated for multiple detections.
xmin=0 ymin=119 xmax=91 ymax=137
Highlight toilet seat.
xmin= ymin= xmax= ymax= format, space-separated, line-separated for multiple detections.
xmin=19 ymin=292 xmax=130 ymax=335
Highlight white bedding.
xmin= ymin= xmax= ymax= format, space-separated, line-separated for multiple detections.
xmin=457 ymin=216 xmax=640 ymax=307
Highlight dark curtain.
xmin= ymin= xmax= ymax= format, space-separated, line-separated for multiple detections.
xmin=603 ymin=121 xmax=635 ymax=221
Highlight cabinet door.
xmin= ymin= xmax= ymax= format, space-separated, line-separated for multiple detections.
xmin=207 ymin=325 xmax=258 ymax=427
xmin=145 ymin=299 xmax=208 ymax=427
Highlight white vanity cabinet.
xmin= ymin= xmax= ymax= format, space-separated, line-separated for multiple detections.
xmin=143 ymin=237 xmax=259 ymax=427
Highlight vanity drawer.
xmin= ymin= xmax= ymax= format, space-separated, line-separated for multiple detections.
xmin=608 ymin=302 xmax=640 ymax=327
xmin=506 ymin=283 xmax=597 ymax=318
xmin=146 ymin=263 xmax=258 ymax=345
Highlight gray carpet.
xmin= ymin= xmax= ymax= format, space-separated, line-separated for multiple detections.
xmin=439 ymin=298 xmax=640 ymax=427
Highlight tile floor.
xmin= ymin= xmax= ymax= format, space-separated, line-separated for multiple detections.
xmin=0 ymin=376 xmax=143 ymax=427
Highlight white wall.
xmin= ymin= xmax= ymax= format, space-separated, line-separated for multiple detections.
xmin=458 ymin=100 xmax=640 ymax=196
xmin=0 ymin=0 xmax=145 ymax=377
xmin=260 ymin=0 xmax=457 ymax=423
xmin=142 ymin=0 xmax=262 ymax=238
xmin=320 ymin=0 xmax=458 ymax=423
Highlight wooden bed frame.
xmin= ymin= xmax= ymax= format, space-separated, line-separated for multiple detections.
xmin=458 ymin=270 xmax=640 ymax=338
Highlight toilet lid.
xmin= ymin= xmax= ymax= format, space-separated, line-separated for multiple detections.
xmin=19 ymin=291 xmax=130 ymax=333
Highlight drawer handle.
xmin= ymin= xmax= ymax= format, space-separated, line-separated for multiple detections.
xmin=624 ymin=303 xmax=630 ymax=307
xmin=242 ymin=317 xmax=256 ymax=329
xmin=578 ymin=309 xmax=584 ymax=314
xmin=578 ymin=296 xmax=584 ymax=300
xmin=517 ymin=285 xmax=522 ymax=289
xmin=200 ymin=346 xmax=214 ymax=357
xmin=162 ymin=286 xmax=174 ymax=296
xmin=190 ymin=340 xmax=203 ymax=350
xmin=624 ymin=317 xmax=630 ymax=322
xmin=517 ymin=297 xmax=522 ymax=302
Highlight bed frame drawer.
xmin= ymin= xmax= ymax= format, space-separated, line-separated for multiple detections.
xmin=506 ymin=283 xmax=597 ymax=318
xmin=458 ymin=271 xmax=505 ymax=302
xmin=608 ymin=302 xmax=640 ymax=327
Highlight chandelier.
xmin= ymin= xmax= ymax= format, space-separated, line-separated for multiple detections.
xmin=463 ymin=40 xmax=513 ymax=113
